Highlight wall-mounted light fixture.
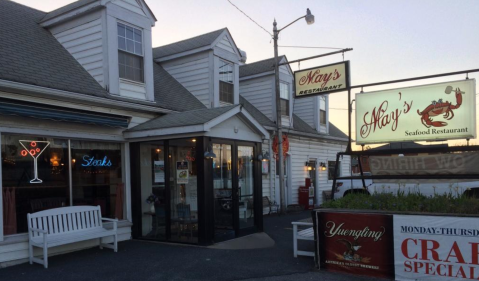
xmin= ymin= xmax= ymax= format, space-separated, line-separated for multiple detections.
xmin=320 ymin=162 xmax=327 ymax=171
xmin=258 ymin=151 xmax=270 ymax=162
xmin=204 ymin=144 xmax=216 ymax=159
xmin=305 ymin=161 xmax=312 ymax=171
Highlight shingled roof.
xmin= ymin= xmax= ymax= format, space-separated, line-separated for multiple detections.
xmin=291 ymin=114 xmax=348 ymax=140
xmin=0 ymin=0 xmax=109 ymax=98
xmin=239 ymin=56 xmax=290 ymax=78
xmin=127 ymin=105 xmax=237 ymax=132
xmin=40 ymin=0 xmax=97 ymax=22
xmin=153 ymin=63 xmax=205 ymax=112
xmin=153 ymin=28 xmax=226 ymax=59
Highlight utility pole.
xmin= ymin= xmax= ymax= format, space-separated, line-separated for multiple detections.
xmin=273 ymin=19 xmax=285 ymax=213
xmin=272 ymin=9 xmax=315 ymax=213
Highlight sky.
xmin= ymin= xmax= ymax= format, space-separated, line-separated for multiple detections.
xmin=13 ymin=0 xmax=479 ymax=149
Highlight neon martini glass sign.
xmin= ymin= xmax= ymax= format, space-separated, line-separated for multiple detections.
xmin=19 ymin=140 xmax=50 ymax=184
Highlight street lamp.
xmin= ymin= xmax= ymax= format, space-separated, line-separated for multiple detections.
xmin=273 ymin=9 xmax=314 ymax=214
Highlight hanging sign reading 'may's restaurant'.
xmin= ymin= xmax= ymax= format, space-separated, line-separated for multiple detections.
xmin=294 ymin=61 xmax=350 ymax=98
xmin=356 ymin=79 xmax=476 ymax=144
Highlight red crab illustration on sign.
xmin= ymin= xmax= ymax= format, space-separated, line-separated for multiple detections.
xmin=417 ymin=86 xmax=465 ymax=128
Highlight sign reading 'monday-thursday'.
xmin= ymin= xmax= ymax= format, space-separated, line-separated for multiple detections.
xmin=355 ymin=79 xmax=476 ymax=144
xmin=294 ymin=61 xmax=350 ymax=98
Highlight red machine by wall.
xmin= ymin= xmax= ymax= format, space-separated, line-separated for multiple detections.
xmin=299 ymin=178 xmax=315 ymax=210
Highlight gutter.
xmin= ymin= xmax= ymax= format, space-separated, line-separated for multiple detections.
xmin=263 ymin=125 xmax=349 ymax=143
xmin=0 ymin=79 xmax=174 ymax=114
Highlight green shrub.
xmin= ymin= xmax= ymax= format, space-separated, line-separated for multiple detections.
xmin=321 ymin=191 xmax=479 ymax=215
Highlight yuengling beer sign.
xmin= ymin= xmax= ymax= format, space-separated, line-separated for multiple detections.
xmin=355 ymin=79 xmax=476 ymax=144
xmin=294 ymin=61 xmax=350 ymax=98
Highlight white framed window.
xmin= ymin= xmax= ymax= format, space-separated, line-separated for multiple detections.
xmin=320 ymin=96 xmax=326 ymax=125
xmin=219 ymin=60 xmax=234 ymax=104
xmin=280 ymin=82 xmax=289 ymax=116
xmin=117 ymin=22 xmax=144 ymax=83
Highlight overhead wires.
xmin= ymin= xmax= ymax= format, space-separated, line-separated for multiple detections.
xmin=226 ymin=0 xmax=272 ymax=36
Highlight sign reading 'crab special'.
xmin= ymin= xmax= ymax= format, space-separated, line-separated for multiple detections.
xmin=315 ymin=211 xmax=395 ymax=279
xmin=355 ymin=79 xmax=476 ymax=144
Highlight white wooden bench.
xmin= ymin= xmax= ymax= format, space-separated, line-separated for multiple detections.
xmin=27 ymin=206 xmax=118 ymax=268
xmin=292 ymin=222 xmax=314 ymax=258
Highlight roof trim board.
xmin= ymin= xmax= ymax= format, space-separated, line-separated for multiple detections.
xmin=124 ymin=106 xmax=269 ymax=140
xmin=0 ymin=79 xmax=173 ymax=114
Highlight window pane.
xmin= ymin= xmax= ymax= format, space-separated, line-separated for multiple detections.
xmin=219 ymin=81 xmax=233 ymax=103
xmin=320 ymin=109 xmax=327 ymax=125
xmin=280 ymin=99 xmax=289 ymax=116
xmin=71 ymin=141 xmax=122 ymax=219
xmin=320 ymin=96 xmax=326 ymax=110
xmin=169 ymin=139 xmax=198 ymax=243
xmin=213 ymin=144 xmax=233 ymax=237
xmin=125 ymin=26 xmax=133 ymax=39
xmin=118 ymin=51 xmax=144 ymax=83
xmin=134 ymin=29 xmax=142 ymax=42
xmin=119 ymin=64 xmax=126 ymax=79
xmin=280 ymin=83 xmax=289 ymax=100
xmin=2 ymin=135 xmax=69 ymax=234
xmin=328 ymin=161 xmax=340 ymax=180
xmin=126 ymin=39 xmax=134 ymax=53
xmin=134 ymin=42 xmax=142 ymax=55
xmin=219 ymin=61 xmax=233 ymax=83
xmin=117 ymin=23 xmax=125 ymax=37
xmin=118 ymin=37 xmax=126 ymax=51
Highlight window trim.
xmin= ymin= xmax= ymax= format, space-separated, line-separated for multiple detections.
xmin=327 ymin=160 xmax=341 ymax=180
xmin=117 ymin=22 xmax=144 ymax=83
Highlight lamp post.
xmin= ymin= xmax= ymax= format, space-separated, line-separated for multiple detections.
xmin=273 ymin=9 xmax=314 ymax=213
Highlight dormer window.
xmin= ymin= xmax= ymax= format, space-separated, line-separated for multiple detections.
xmin=118 ymin=22 xmax=144 ymax=83
xmin=219 ymin=60 xmax=234 ymax=103
xmin=280 ymin=82 xmax=290 ymax=116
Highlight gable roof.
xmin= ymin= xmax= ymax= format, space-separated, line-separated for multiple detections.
xmin=239 ymin=55 xmax=292 ymax=78
xmin=0 ymin=0 xmax=109 ymax=98
xmin=127 ymin=105 xmax=238 ymax=132
xmin=291 ymin=114 xmax=348 ymax=140
xmin=40 ymin=0 xmax=97 ymax=22
xmin=153 ymin=63 xmax=205 ymax=112
xmin=153 ymin=28 xmax=226 ymax=59
xmin=239 ymin=96 xmax=275 ymax=127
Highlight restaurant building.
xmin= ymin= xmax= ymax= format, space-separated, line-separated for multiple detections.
xmin=0 ymin=0 xmax=348 ymax=266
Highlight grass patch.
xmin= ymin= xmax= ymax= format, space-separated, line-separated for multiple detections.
xmin=321 ymin=191 xmax=479 ymax=215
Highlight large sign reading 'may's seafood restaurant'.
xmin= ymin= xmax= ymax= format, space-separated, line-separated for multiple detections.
xmin=355 ymin=79 xmax=476 ymax=144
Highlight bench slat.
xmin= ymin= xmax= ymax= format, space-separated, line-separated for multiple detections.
xmin=52 ymin=214 xmax=58 ymax=234
xmin=47 ymin=216 xmax=53 ymax=234
xmin=81 ymin=212 xmax=87 ymax=230
xmin=32 ymin=217 xmax=38 ymax=237
xmin=67 ymin=213 xmax=73 ymax=232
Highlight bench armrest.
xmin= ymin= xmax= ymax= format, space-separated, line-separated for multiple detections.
xmin=29 ymin=227 xmax=48 ymax=234
xmin=101 ymin=218 xmax=119 ymax=222
xmin=102 ymin=217 xmax=118 ymax=231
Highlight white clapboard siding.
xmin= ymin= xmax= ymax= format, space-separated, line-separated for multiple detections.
xmin=279 ymin=64 xmax=291 ymax=76
xmin=239 ymin=76 xmax=274 ymax=120
xmin=163 ymin=53 xmax=211 ymax=107
xmin=216 ymin=36 xmax=236 ymax=54
xmin=294 ymin=96 xmax=315 ymax=129
xmin=119 ymin=80 xmax=147 ymax=100
xmin=0 ymin=225 xmax=131 ymax=267
xmin=112 ymin=0 xmax=146 ymax=16
xmin=53 ymin=18 xmax=104 ymax=85
xmin=288 ymin=137 xmax=350 ymax=205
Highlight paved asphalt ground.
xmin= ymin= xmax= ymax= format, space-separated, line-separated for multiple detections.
xmin=0 ymin=212 xmax=388 ymax=281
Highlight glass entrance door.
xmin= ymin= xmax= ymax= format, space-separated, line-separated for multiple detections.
xmin=212 ymin=143 xmax=234 ymax=241
xmin=238 ymin=146 xmax=254 ymax=229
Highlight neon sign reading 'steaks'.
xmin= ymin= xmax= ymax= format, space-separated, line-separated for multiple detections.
xmin=82 ymin=155 xmax=112 ymax=167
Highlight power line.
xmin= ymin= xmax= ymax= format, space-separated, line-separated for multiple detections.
xmin=226 ymin=0 xmax=272 ymax=36
xmin=279 ymin=45 xmax=345 ymax=50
